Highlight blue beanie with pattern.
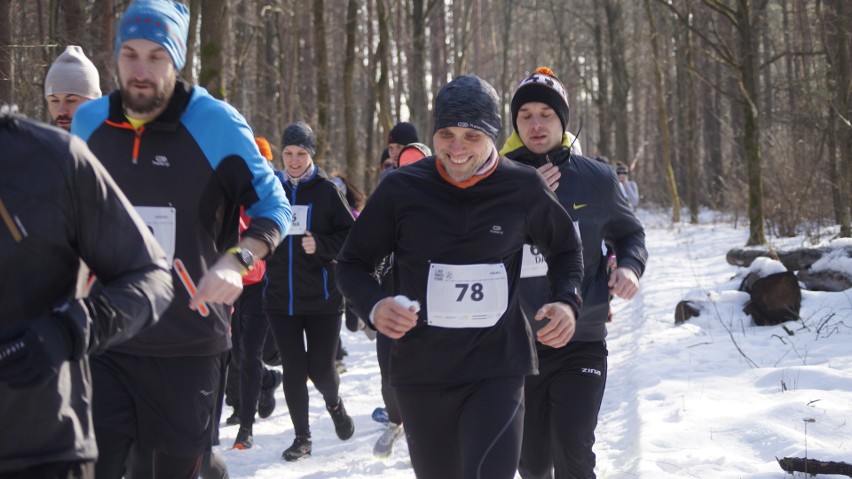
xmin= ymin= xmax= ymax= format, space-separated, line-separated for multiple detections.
xmin=115 ymin=0 xmax=190 ymax=70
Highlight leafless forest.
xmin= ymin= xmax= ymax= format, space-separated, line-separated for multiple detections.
xmin=1 ymin=0 xmax=850 ymax=245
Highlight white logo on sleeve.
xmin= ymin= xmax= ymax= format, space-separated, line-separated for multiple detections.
xmin=490 ymin=225 xmax=503 ymax=235
xmin=152 ymin=155 xmax=170 ymax=167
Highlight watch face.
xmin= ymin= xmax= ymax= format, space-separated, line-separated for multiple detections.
xmin=239 ymin=249 xmax=255 ymax=267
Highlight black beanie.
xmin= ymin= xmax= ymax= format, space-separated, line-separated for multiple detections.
xmin=511 ymin=67 xmax=570 ymax=133
xmin=281 ymin=121 xmax=316 ymax=157
xmin=433 ymin=75 xmax=501 ymax=142
xmin=388 ymin=122 xmax=419 ymax=146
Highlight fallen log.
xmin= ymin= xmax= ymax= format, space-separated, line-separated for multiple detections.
xmin=726 ymin=245 xmax=852 ymax=271
xmin=674 ymin=300 xmax=700 ymax=325
xmin=740 ymin=271 xmax=801 ymax=326
xmin=798 ymin=268 xmax=852 ymax=292
xmin=777 ymin=457 xmax=852 ymax=477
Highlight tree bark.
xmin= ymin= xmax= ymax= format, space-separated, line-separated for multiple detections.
xmin=343 ymin=0 xmax=360 ymax=182
xmin=409 ymin=0 xmax=428 ymax=139
xmin=313 ymin=0 xmax=330 ymax=160
xmin=645 ymin=0 xmax=681 ymax=223
xmin=605 ymin=0 xmax=630 ymax=168
xmin=199 ymin=0 xmax=228 ymax=100
xmin=0 ymin=0 xmax=12 ymax=106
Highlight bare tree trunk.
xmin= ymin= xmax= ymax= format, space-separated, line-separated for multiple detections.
xmin=57 ymin=0 xmax=84 ymax=48
xmin=677 ymin=2 xmax=698 ymax=223
xmin=821 ymin=0 xmax=852 ymax=237
xmin=645 ymin=0 xmax=681 ymax=223
xmin=90 ymin=0 xmax=115 ymax=92
xmin=199 ymin=0 xmax=228 ymax=100
xmin=376 ymin=0 xmax=392 ymax=136
xmin=605 ymin=0 xmax=630 ymax=167
xmin=313 ymin=0 xmax=330 ymax=159
xmin=594 ymin=2 xmax=610 ymax=158
xmin=343 ymin=0 xmax=360 ymax=181
xmin=0 ymin=0 xmax=12 ymax=106
xmin=738 ymin=0 xmax=767 ymax=245
xmin=409 ymin=0 xmax=428 ymax=139
xmin=182 ymin=0 xmax=201 ymax=84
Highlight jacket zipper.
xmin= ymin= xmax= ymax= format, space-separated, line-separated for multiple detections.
xmin=105 ymin=120 xmax=144 ymax=164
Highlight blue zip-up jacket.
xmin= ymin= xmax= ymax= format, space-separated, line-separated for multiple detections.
xmin=265 ymin=167 xmax=354 ymax=316
xmin=72 ymin=80 xmax=291 ymax=357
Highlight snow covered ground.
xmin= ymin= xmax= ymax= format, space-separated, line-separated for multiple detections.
xmin=218 ymin=207 xmax=852 ymax=478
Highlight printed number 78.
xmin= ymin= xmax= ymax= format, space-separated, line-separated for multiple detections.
xmin=455 ymin=283 xmax=485 ymax=302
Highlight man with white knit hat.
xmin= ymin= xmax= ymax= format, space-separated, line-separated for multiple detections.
xmin=44 ymin=46 xmax=101 ymax=131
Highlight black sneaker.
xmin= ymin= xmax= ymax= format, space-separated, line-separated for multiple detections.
xmin=257 ymin=369 xmax=283 ymax=419
xmin=233 ymin=425 xmax=253 ymax=450
xmin=327 ymin=398 xmax=355 ymax=440
xmin=282 ymin=434 xmax=312 ymax=461
xmin=225 ymin=411 xmax=240 ymax=426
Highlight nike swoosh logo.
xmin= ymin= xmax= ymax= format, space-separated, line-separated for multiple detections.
xmin=573 ymin=203 xmax=588 ymax=210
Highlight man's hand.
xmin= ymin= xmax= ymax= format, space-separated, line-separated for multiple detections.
xmin=537 ymin=163 xmax=561 ymax=191
xmin=372 ymin=297 xmax=419 ymax=339
xmin=534 ymin=302 xmax=575 ymax=348
xmin=0 ymin=315 xmax=76 ymax=389
xmin=302 ymin=231 xmax=316 ymax=254
xmin=608 ymin=267 xmax=640 ymax=300
xmin=192 ymin=254 xmax=244 ymax=310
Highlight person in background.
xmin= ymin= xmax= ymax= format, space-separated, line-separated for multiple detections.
xmin=229 ymin=136 xmax=285 ymax=451
xmin=378 ymin=122 xmax=419 ymax=183
xmin=336 ymin=74 xmax=584 ymax=478
xmin=500 ymin=66 xmax=647 ymax=479
xmin=370 ymin=139 xmax=432 ymax=459
xmin=71 ymin=1 xmax=291 ymax=476
xmin=44 ymin=45 xmax=101 ymax=131
xmin=616 ymin=162 xmax=640 ymax=210
xmin=264 ymin=121 xmax=356 ymax=462
xmin=0 ymin=109 xmax=173 ymax=478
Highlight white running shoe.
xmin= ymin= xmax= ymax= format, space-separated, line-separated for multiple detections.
xmin=373 ymin=422 xmax=404 ymax=459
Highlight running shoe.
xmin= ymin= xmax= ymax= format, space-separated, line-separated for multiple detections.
xmin=257 ymin=369 xmax=283 ymax=419
xmin=282 ymin=434 xmax=312 ymax=461
xmin=232 ymin=425 xmax=253 ymax=450
xmin=373 ymin=422 xmax=404 ymax=459
xmin=327 ymin=398 xmax=355 ymax=440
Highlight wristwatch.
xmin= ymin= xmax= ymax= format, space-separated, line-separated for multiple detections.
xmin=226 ymin=247 xmax=255 ymax=272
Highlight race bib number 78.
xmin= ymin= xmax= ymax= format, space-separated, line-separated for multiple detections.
xmin=426 ymin=263 xmax=508 ymax=328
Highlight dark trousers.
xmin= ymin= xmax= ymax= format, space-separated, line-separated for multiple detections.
xmin=518 ymin=341 xmax=608 ymax=479
xmin=91 ymin=353 xmax=220 ymax=479
xmin=230 ymin=283 xmax=270 ymax=426
xmin=396 ymin=375 xmax=525 ymax=479
xmin=376 ymin=333 xmax=403 ymax=425
xmin=0 ymin=461 xmax=94 ymax=479
xmin=267 ymin=312 xmax=342 ymax=436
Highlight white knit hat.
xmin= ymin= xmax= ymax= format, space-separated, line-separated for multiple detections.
xmin=44 ymin=46 xmax=102 ymax=99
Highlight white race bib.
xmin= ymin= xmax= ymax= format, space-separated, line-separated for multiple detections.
xmin=520 ymin=244 xmax=548 ymax=278
xmin=426 ymin=263 xmax=508 ymax=328
xmin=135 ymin=206 xmax=176 ymax=264
xmin=520 ymin=221 xmax=581 ymax=279
xmin=287 ymin=205 xmax=309 ymax=235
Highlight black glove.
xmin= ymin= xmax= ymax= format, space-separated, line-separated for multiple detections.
xmin=0 ymin=314 xmax=76 ymax=389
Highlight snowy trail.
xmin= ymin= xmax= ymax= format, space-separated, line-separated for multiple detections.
xmin=596 ymin=212 xmax=749 ymax=478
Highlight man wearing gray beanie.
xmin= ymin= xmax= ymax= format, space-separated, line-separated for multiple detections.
xmin=336 ymin=74 xmax=584 ymax=479
xmin=71 ymin=1 xmax=291 ymax=477
xmin=44 ymin=46 xmax=101 ymax=131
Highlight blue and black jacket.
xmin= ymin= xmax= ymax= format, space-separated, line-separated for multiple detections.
xmin=502 ymin=141 xmax=647 ymax=346
xmin=265 ymin=167 xmax=354 ymax=316
xmin=72 ymin=80 xmax=291 ymax=357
